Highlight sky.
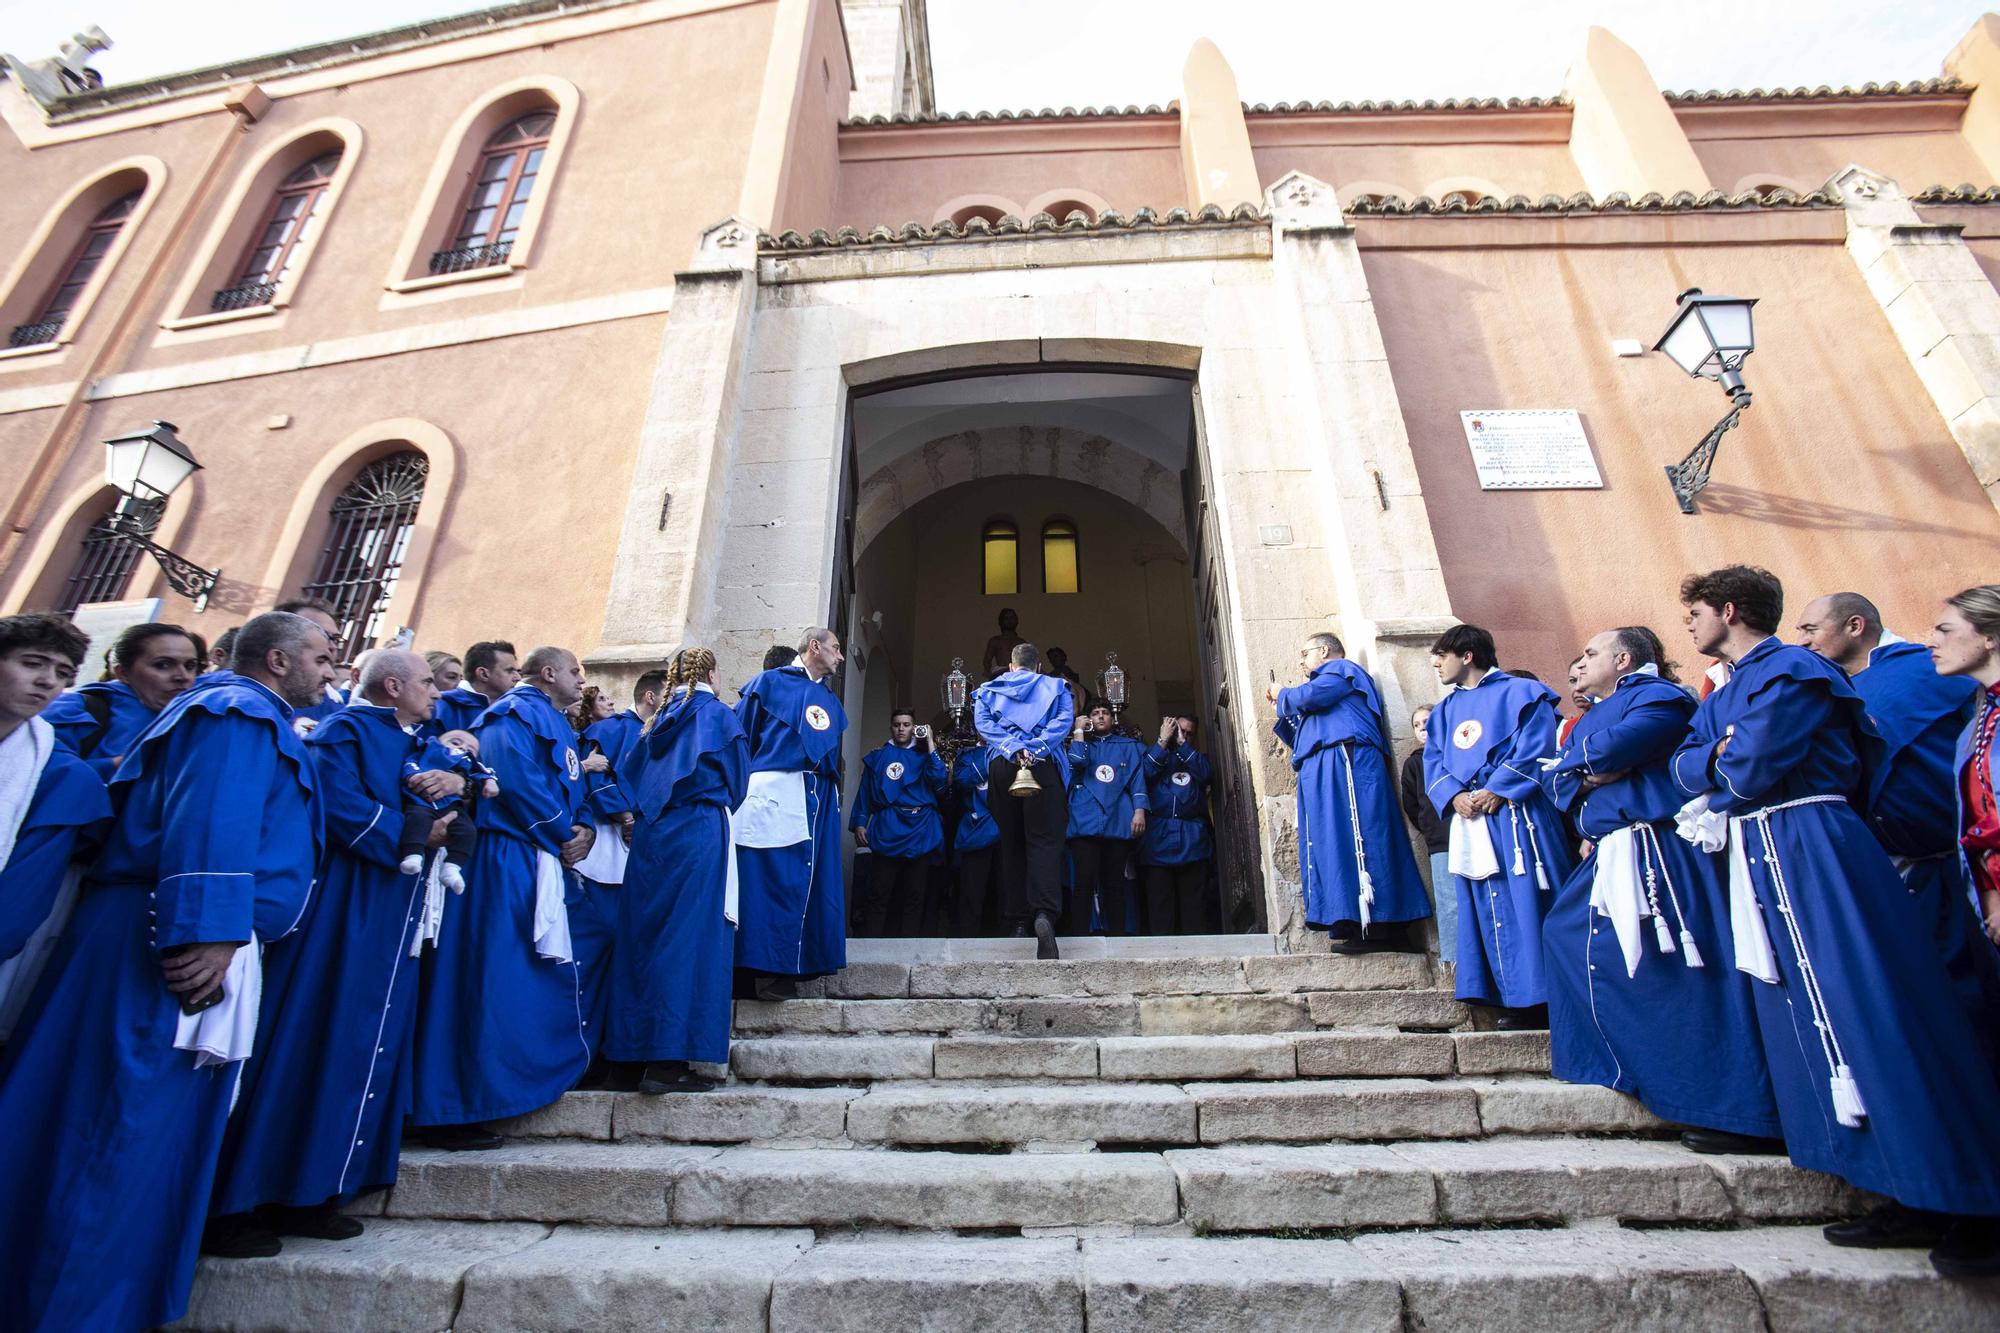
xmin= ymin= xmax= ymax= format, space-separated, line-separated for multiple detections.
xmin=2 ymin=0 xmax=1995 ymax=107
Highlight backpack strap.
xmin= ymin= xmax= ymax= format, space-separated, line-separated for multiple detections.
xmin=77 ymin=688 xmax=115 ymax=759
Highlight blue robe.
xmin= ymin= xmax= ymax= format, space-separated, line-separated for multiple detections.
xmin=572 ymin=712 xmax=642 ymax=1049
xmin=0 ymin=677 xmax=320 ymax=1332
xmin=733 ymin=666 xmax=847 ymax=977
xmin=412 ymin=685 xmax=589 ymax=1125
xmin=972 ymin=671 xmax=1075 ymax=781
xmin=295 ymin=683 xmax=346 ymax=728
xmin=607 ymin=687 xmax=748 ymax=1064
xmin=430 ymin=685 xmax=492 ymax=736
xmin=1425 ymin=670 xmax=1573 ymax=1006
xmin=0 ymin=737 xmax=109 ymax=964
xmin=953 ymin=744 xmax=999 ymax=856
xmin=1671 ymin=637 xmax=2000 ymax=1215
xmin=1065 ymin=733 xmax=1150 ymax=839
xmin=1278 ymin=659 xmax=1433 ymax=932
xmin=1139 ymin=742 xmax=1214 ymax=866
xmin=851 ymin=743 xmax=947 ymax=859
xmin=210 ymin=703 xmax=428 ymax=1215
xmin=42 ymin=678 xmax=157 ymax=780
xmin=1540 ymin=672 xmax=1780 ymax=1137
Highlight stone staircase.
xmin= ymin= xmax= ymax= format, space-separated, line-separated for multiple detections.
xmin=178 ymin=938 xmax=2000 ymax=1331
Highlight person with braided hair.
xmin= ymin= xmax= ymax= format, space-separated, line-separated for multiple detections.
xmin=605 ymin=647 xmax=749 ymax=1093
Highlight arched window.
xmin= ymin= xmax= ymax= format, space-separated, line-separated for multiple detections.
xmin=433 ymin=112 xmax=554 ymax=274
xmin=215 ymin=151 xmax=341 ymax=311
xmin=1042 ymin=518 xmax=1079 ymax=595
xmin=10 ymin=192 xmax=138 ymax=348
xmin=982 ymin=518 xmax=1018 ymax=596
xmin=301 ymin=451 xmax=429 ymax=658
xmin=58 ymin=493 xmax=159 ymax=613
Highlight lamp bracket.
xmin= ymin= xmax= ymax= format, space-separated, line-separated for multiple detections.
xmin=1664 ymin=397 xmax=1751 ymax=515
xmin=108 ymin=510 xmax=219 ymax=612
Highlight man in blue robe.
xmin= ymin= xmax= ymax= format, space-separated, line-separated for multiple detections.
xmin=1424 ymin=624 xmax=1574 ymax=1025
xmin=1064 ymin=700 xmax=1150 ymax=934
xmin=1273 ymin=633 xmax=1434 ymax=954
xmin=1139 ymin=716 xmax=1215 ymax=934
xmin=412 ymin=645 xmax=594 ymax=1148
xmin=1674 ymin=566 xmax=2000 ymax=1277
xmin=1798 ymin=591 xmax=2000 ymax=1058
xmin=1540 ymin=627 xmax=1782 ymax=1154
xmin=609 ymin=650 xmax=748 ymax=1092
xmin=951 ymin=738 xmax=1001 ymax=933
xmin=431 ymin=639 xmax=520 ymax=736
xmin=0 ymin=611 xmax=330 ymax=1329
xmin=42 ymin=621 xmax=199 ymax=779
xmin=0 ymin=615 xmax=112 ymax=1039
xmin=974 ymin=644 xmax=1074 ymax=955
xmin=206 ymin=649 xmax=465 ymax=1251
xmin=734 ymin=628 xmax=847 ymax=998
xmin=275 ymin=598 xmax=349 ymax=730
xmin=852 ymin=709 xmax=947 ymax=936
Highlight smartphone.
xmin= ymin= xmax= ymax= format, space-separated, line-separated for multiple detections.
xmin=913 ymin=724 xmax=929 ymax=738
xmin=179 ymin=984 xmax=225 ymax=1016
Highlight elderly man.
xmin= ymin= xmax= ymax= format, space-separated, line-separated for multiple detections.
xmin=0 ymin=611 xmax=331 ymax=1331
xmin=1271 ymin=633 xmax=1433 ymax=955
xmin=412 ymin=646 xmax=593 ymax=1148
xmin=734 ymin=628 xmax=848 ymax=999
xmin=206 ymin=649 xmax=466 ymax=1254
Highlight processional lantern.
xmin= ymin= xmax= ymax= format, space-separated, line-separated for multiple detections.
xmin=1098 ymin=652 xmax=1127 ymax=722
xmin=941 ymin=658 xmax=968 ymax=727
xmin=1652 ymin=288 xmax=1759 ymax=515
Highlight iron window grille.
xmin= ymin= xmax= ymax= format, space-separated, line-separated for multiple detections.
xmin=220 ymin=152 xmax=340 ymax=308
xmin=59 ymin=495 xmax=162 ymax=613
xmin=301 ymin=451 xmax=428 ymax=660
xmin=19 ymin=190 xmax=139 ymax=348
xmin=428 ymin=111 xmax=555 ymax=275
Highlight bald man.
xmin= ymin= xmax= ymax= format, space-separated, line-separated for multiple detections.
xmin=208 ymin=649 xmax=467 ymax=1251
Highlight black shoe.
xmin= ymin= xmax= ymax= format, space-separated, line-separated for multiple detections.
xmin=411 ymin=1122 xmax=506 ymax=1152
xmin=1033 ymin=912 xmax=1059 ymax=961
xmin=265 ymin=1203 xmax=364 ymax=1240
xmin=753 ymin=976 xmax=800 ymax=1002
xmin=1931 ymin=1218 xmax=2000 ymax=1278
xmin=1010 ymin=924 xmax=1030 ymax=938
xmin=202 ymin=1215 xmax=283 ymax=1259
xmin=1680 ymin=1128 xmax=1786 ymax=1156
xmin=1824 ymin=1201 xmax=1949 ymax=1250
xmin=598 ymin=1061 xmax=644 ymax=1093
xmin=1492 ymin=1004 xmax=1549 ymax=1031
xmin=638 ymin=1061 xmax=721 ymax=1095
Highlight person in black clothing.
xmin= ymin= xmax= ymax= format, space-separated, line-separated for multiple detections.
xmin=1397 ymin=705 xmax=1456 ymax=970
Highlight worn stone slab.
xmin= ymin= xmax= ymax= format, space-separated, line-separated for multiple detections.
xmin=731 ymin=1036 xmax=934 ymax=1081
xmin=1099 ymin=934 xmax=1278 ymax=958
xmin=1387 ymin=1138 xmax=1732 ymax=1224
xmin=672 ymin=1147 xmax=1179 ymax=1229
xmin=1667 ymin=1225 xmax=2000 ymax=1331
xmin=1099 ymin=1034 xmax=1297 ymax=1081
xmin=909 ymin=957 xmax=1251 ymax=998
xmin=1082 ymin=1237 xmax=1403 ymax=1332
xmin=1471 ymin=1080 xmax=1667 ymax=1135
xmin=1705 ymin=1156 xmax=1869 ymax=1221
xmin=1136 ymin=994 xmax=1311 ymax=1036
xmin=994 ymin=997 xmax=1140 ymax=1037
xmin=1351 ymin=1226 xmax=1766 ymax=1331
xmin=612 ymin=1086 xmax=852 ymax=1143
xmin=1305 ymin=989 xmax=1470 ymax=1031
xmin=770 ymin=1237 xmax=1083 ymax=1333
xmin=733 ymin=999 xmax=845 ymax=1034
xmin=847 ymin=1082 xmax=1197 ymax=1146
xmin=489 ymin=1092 xmax=616 ymax=1140
xmin=1241 ymin=953 xmax=1433 ymax=994
xmin=384 ymin=1143 xmax=717 ymax=1225
xmin=177 ymin=1219 xmax=550 ymax=1331
xmin=455 ymin=1226 xmax=814 ymax=1332
xmin=1452 ymin=1030 xmax=1552 ymax=1075
xmin=1164 ymin=1144 xmax=1437 ymax=1232
xmin=1196 ymin=1079 xmax=1482 ymax=1143
xmin=934 ymin=1036 xmax=1099 ymax=1079
xmin=796 ymin=962 xmax=911 ymax=999
xmin=1294 ymin=1032 xmax=1455 ymax=1077
xmin=838 ymin=999 xmax=996 ymax=1034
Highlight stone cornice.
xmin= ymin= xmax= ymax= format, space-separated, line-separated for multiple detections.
xmin=1342 ymin=187 xmax=1840 ymax=216
xmin=762 ymin=202 xmax=1268 ymax=251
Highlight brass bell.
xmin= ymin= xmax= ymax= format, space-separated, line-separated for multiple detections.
xmin=1008 ymin=759 xmax=1042 ymax=797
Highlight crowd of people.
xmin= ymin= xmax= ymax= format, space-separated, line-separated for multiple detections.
xmin=0 ymin=562 xmax=1997 ymax=1328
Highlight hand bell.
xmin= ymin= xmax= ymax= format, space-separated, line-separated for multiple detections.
xmin=1008 ymin=759 xmax=1042 ymax=797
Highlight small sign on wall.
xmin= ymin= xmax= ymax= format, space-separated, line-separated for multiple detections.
xmin=1458 ymin=409 xmax=1604 ymax=491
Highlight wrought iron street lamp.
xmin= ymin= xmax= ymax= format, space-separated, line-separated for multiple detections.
xmin=101 ymin=420 xmax=221 ymax=612
xmin=1653 ymin=288 xmax=1758 ymax=514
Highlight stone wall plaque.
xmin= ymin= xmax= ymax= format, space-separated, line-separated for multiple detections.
xmin=1458 ymin=409 xmax=1603 ymax=490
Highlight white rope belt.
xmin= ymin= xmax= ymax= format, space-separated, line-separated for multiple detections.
xmin=1339 ymin=746 xmax=1376 ymax=928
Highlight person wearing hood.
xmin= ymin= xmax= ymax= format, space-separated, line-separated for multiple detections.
xmin=1064 ymin=700 xmax=1149 ymax=934
xmin=851 ymin=709 xmax=947 ymax=937
xmin=42 ymin=621 xmax=200 ymax=779
xmin=973 ymin=643 xmax=1074 ymax=958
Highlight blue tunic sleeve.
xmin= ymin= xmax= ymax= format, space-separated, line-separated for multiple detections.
xmin=1484 ymin=697 xmax=1558 ymax=803
xmin=1549 ymin=693 xmax=1690 ymax=778
xmin=311 ymin=735 xmax=404 ymax=872
xmin=153 ymin=712 xmax=282 ymax=948
xmin=1275 ymin=670 xmax=1358 ymax=721
xmin=478 ymin=713 xmax=576 ymax=855
xmin=1708 ymin=675 xmax=1836 ymax=812
xmin=849 ymin=752 xmax=880 ymax=832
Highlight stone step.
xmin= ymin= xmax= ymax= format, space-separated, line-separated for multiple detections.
xmin=726 ymin=1030 xmax=1551 ymax=1083
xmin=734 ymin=986 xmax=1470 ymax=1037
xmin=841 ymin=934 xmax=1282 ymax=964
xmin=490 ymin=1076 xmax=1661 ymax=1148
xmin=358 ymin=1138 xmax=1855 ymax=1233
xmin=180 ymin=1221 xmax=1994 ymax=1332
xmin=796 ymin=952 xmax=1434 ymax=1001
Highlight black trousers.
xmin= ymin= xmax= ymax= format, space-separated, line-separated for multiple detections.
xmin=955 ymin=846 xmax=997 ymax=935
xmin=862 ymin=854 xmax=935 ymax=937
xmin=1068 ymin=835 xmax=1134 ymax=935
xmin=988 ymin=756 xmax=1067 ymax=922
xmin=399 ymin=797 xmax=478 ymax=863
xmin=1143 ymin=860 xmax=1213 ymax=935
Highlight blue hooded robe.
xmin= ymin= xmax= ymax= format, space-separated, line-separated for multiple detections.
xmin=209 ymin=702 xmax=431 ymax=1217
xmin=412 ymin=684 xmax=590 ymax=1125
xmin=42 ymin=677 xmax=157 ymax=780
xmin=851 ymin=742 xmax=947 ymax=859
xmin=953 ymin=743 xmax=999 ymax=856
xmin=1140 ymin=741 xmax=1214 ymax=867
xmin=1278 ymin=658 xmax=1433 ymax=932
xmin=1065 ymin=732 xmax=1150 ymax=839
xmin=430 ymin=685 xmax=492 ymax=736
xmin=972 ymin=671 xmax=1075 ymax=781
xmin=1670 ymin=637 xmax=2000 ymax=1215
xmin=1425 ymin=669 xmax=1573 ymax=1007
xmin=607 ymin=686 xmax=747 ymax=1065
xmin=734 ymin=665 xmax=847 ymax=977
xmin=0 ymin=676 xmax=320 ymax=1332
xmin=0 ymin=729 xmax=110 ymax=965
xmin=1540 ymin=671 xmax=1780 ymax=1137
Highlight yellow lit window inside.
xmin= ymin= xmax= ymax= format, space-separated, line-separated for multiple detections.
xmin=1042 ymin=518 xmax=1079 ymax=595
xmin=983 ymin=519 xmax=1018 ymax=595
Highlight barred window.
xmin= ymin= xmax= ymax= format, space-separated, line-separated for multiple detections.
xmin=59 ymin=494 xmax=160 ymax=613
xmin=302 ymin=451 xmax=428 ymax=660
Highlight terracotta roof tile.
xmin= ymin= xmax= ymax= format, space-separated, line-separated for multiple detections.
xmin=1342 ymin=187 xmax=1839 ymax=215
xmin=1663 ymin=77 xmax=1966 ymax=103
xmin=1912 ymin=184 xmax=2000 ymax=203
xmin=761 ymin=203 xmax=1267 ymax=251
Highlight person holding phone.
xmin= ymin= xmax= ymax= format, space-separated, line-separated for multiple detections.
xmin=1064 ymin=700 xmax=1150 ymax=935
xmin=1139 ymin=715 xmax=1215 ymax=934
xmin=851 ymin=709 xmax=948 ymax=936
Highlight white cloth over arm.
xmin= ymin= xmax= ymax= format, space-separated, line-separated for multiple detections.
xmin=532 ymin=849 xmax=574 ymax=963
xmin=1447 ymin=811 xmax=1500 ymax=880
xmin=173 ymin=939 xmax=263 ymax=1068
xmin=733 ymin=770 xmax=810 ymax=848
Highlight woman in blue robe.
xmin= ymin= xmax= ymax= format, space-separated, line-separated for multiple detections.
xmin=606 ymin=647 xmax=748 ymax=1093
xmin=42 ymin=621 xmax=200 ymax=779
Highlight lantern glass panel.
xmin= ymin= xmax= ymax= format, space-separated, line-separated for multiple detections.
xmin=1657 ymin=311 xmax=1717 ymax=378
xmin=1697 ymin=300 xmax=1755 ymax=359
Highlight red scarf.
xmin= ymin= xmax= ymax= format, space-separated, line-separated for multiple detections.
xmin=1964 ymin=684 xmax=2000 ymax=898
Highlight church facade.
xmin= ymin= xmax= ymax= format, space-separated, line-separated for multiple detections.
xmin=4 ymin=0 xmax=1999 ymax=936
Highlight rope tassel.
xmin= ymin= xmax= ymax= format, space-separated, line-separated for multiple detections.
xmin=1678 ymin=930 xmax=1705 ymax=969
xmin=1831 ymin=1065 xmax=1868 ymax=1128
xmin=1653 ymin=914 xmax=1676 ymax=955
